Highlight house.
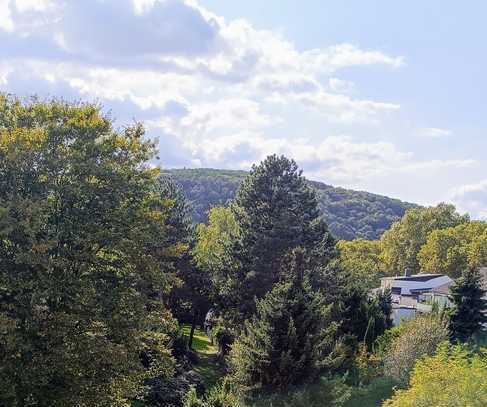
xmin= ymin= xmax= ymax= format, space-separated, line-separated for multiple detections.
xmin=376 ymin=268 xmax=487 ymax=326
xmin=379 ymin=271 xmax=454 ymax=325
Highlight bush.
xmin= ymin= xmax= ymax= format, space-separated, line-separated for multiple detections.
xmin=246 ymin=376 xmax=352 ymax=407
xmin=383 ymin=343 xmax=487 ymax=406
xmin=383 ymin=314 xmax=449 ymax=385
xmin=183 ymin=380 xmax=242 ymax=407
xmin=212 ymin=325 xmax=235 ymax=358
xmin=353 ymin=343 xmax=382 ymax=386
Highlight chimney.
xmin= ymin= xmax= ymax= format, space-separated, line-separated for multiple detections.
xmin=404 ymin=267 xmax=412 ymax=277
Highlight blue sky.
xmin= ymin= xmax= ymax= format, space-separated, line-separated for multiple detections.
xmin=1 ymin=0 xmax=486 ymax=217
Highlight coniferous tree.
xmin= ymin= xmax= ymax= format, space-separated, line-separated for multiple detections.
xmin=339 ymin=287 xmax=391 ymax=350
xmin=449 ymin=268 xmax=487 ymax=342
xmin=230 ymin=249 xmax=339 ymax=391
xmin=231 ymin=155 xmax=337 ymax=318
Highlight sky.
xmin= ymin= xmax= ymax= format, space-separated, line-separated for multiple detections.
xmin=1 ymin=0 xmax=486 ymax=218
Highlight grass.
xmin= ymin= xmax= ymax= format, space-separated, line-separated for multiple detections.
xmin=182 ymin=324 xmax=218 ymax=354
xmin=182 ymin=324 xmax=225 ymax=389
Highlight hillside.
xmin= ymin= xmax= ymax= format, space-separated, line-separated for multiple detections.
xmin=163 ymin=168 xmax=417 ymax=240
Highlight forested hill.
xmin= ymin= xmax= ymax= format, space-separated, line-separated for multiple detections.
xmin=163 ymin=168 xmax=417 ymax=240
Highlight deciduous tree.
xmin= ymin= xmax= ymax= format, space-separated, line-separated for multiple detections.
xmin=380 ymin=203 xmax=468 ymax=275
xmin=418 ymin=222 xmax=487 ymax=278
xmin=0 ymin=96 xmax=181 ymax=406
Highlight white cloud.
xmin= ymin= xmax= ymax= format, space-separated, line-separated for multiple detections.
xmin=450 ymin=180 xmax=487 ymax=219
xmin=298 ymin=90 xmax=399 ymax=123
xmin=14 ymin=0 xmax=54 ymax=12
xmin=4 ymin=0 xmax=472 ymax=194
xmin=0 ymin=0 xmax=14 ymax=31
xmin=301 ymin=43 xmax=404 ymax=73
xmin=329 ymin=77 xmax=355 ymax=93
xmin=419 ymin=127 xmax=452 ymax=138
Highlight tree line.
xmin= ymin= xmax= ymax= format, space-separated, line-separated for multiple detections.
xmin=164 ymin=168 xmax=416 ymax=241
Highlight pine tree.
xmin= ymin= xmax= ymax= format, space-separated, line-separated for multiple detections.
xmin=230 ymin=249 xmax=339 ymax=391
xmin=449 ymin=268 xmax=487 ymax=342
xmin=231 ymin=155 xmax=337 ymax=318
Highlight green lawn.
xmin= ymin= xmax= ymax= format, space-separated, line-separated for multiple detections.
xmin=182 ymin=324 xmax=225 ymax=389
xmin=181 ymin=324 xmax=218 ymax=354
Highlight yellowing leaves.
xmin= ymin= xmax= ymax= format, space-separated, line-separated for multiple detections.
xmin=383 ymin=343 xmax=487 ymax=407
xmin=0 ymin=127 xmax=47 ymax=154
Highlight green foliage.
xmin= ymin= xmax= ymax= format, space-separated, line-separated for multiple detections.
xmin=246 ymin=376 xmax=352 ymax=407
xmin=383 ymin=342 xmax=487 ymax=406
xmin=184 ymin=380 xmax=242 ymax=407
xmin=380 ymin=203 xmax=468 ymax=275
xmin=418 ymin=221 xmax=487 ymax=278
xmin=338 ymin=239 xmax=384 ymax=290
xmin=230 ymin=249 xmax=340 ymax=391
xmin=0 ymin=95 xmax=182 ymax=406
xmin=353 ymin=343 xmax=383 ymax=385
xmin=344 ymin=377 xmax=397 ymax=407
xmin=340 ymin=288 xmax=392 ymax=352
xmin=383 ymin=314 xmax=449 ymax=385
xmin=164 ymin=168 xmax=416 ymax=240
xmin=374 ymin=325 xmax=404 ymax=357
xmin=230 ymin=155 xmax=337 ymax=317
xmin=193 ymin=206 xmax=240 ymax=312
xmin=449 ymin=268 xmax=487 ymax=342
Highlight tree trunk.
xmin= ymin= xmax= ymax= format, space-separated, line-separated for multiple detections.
xmin=188 ymin=309 xmax=197 ymax=350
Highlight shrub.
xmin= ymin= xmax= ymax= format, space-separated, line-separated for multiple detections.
xmin=212 ymin=325 xmax=235 ymax=358
xmin=383 ymin=314 xmax=449 ymax=385
xmin=183 ymin=380 xmax=242 ymax=407
xmin=383 ymin=343 xmax=487 ymax=406
xmin=246 ymin=376 xmax=352 ymax=407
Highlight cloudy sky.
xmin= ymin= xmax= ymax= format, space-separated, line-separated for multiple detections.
xmin=1 ymin=0 xmax=486 ymax=217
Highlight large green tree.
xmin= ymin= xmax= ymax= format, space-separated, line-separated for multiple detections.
xmin=0 ymin=96 xmax=182 ymax=406
xmin=448 ymin=268 xmax=487 ymax=342
xmin=380 ymin=203 xmax=468 ymax=275
xmin=418 ymin=221 xmax=487 ymax=278
xmin=231 ymin=155 xmax=337 ymax=317
xmin=230 ymin=249 xmax=339 ymax=391
xmin=338 ymin=239 xmax=383 ymax=290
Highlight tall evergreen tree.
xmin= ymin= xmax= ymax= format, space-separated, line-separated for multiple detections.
xmin=449 ymin=268 xmax=487 ymax=342
xmin=230 ymin=249 xmax=339 ymax=391
xmin=231 ymin=155 xmax=337 ymax=317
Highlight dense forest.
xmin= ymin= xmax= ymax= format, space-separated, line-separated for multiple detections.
xmin=163 ymin=168 xmax=417 ymax=240
xmin=0 ymin=96 xmax=486 ymax=407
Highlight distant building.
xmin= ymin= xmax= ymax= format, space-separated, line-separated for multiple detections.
xmin=379 ymin=272 xmax=454 ymax=325
xmin=376 ymin=268 xmax=487 ymax=326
